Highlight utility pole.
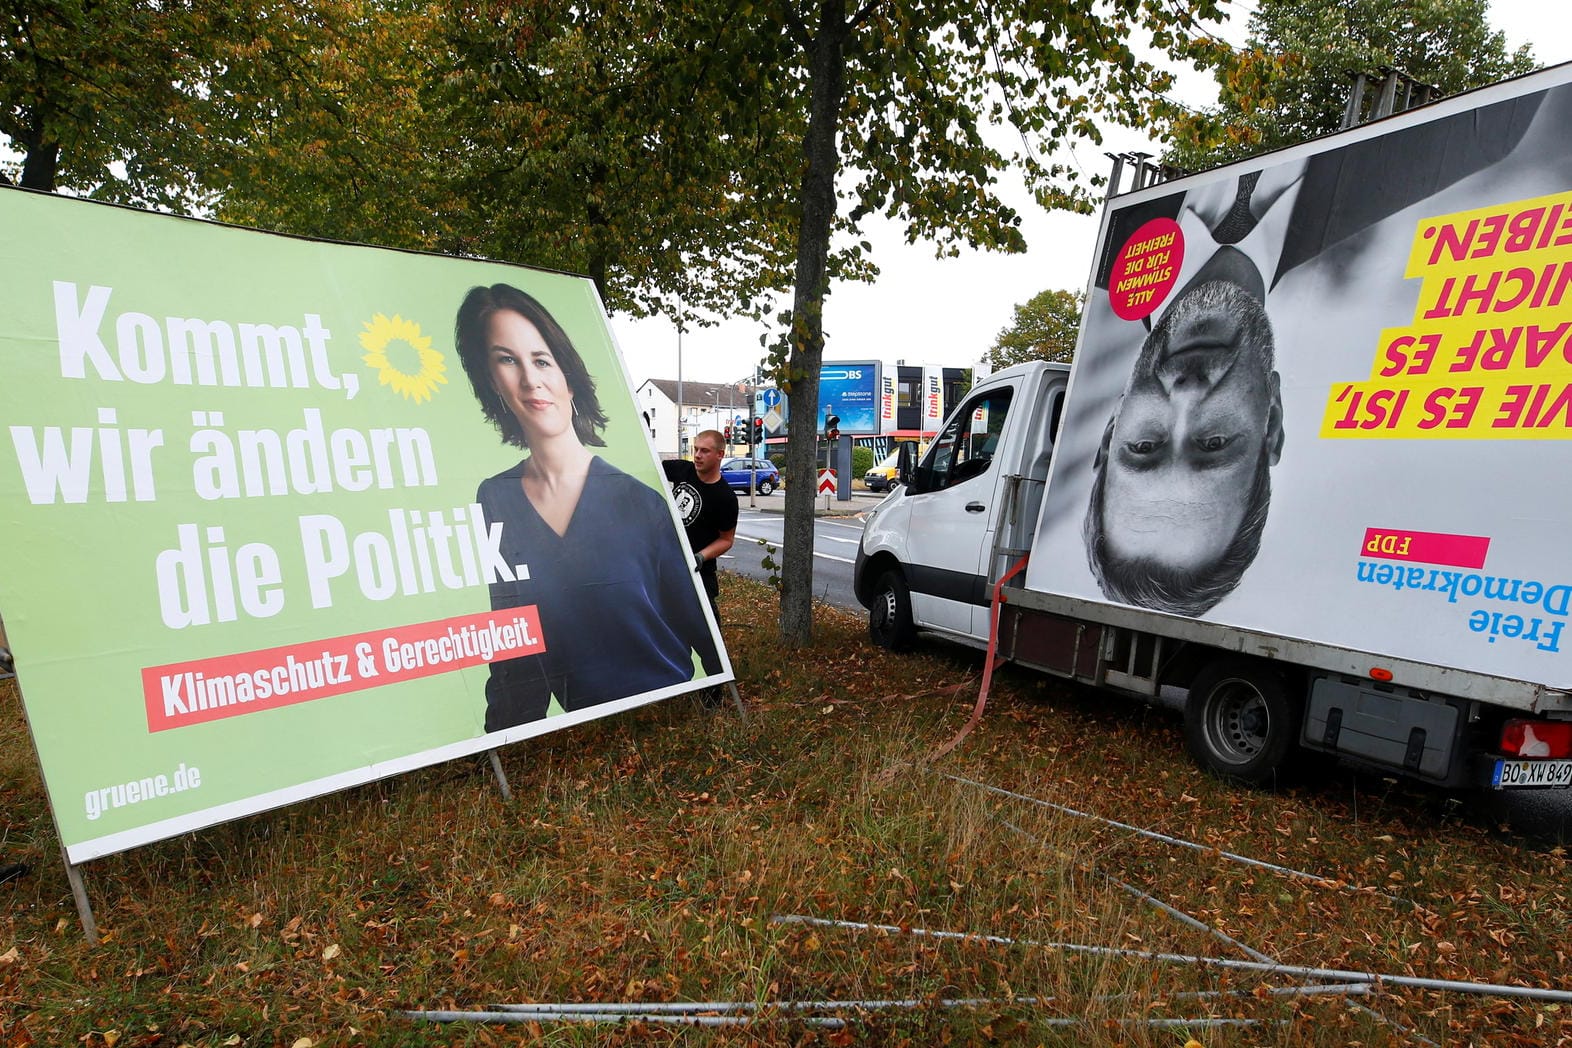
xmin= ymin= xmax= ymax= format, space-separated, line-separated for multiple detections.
xmin=675 ymin=309 xmax=684 ymax=457
xmin=745 ymin=370 xmax=758 ymax=509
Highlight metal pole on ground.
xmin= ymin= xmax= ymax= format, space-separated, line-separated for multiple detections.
xmin=63 ymin=849 xmax=98 ymax=944
xmin=725 ymin=681 xmax=747 ymax=721
xmin=487 ymin=749 xmax=513 ymax=802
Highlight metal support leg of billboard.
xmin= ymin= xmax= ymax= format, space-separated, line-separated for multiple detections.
xmin=3 ymin=642 xmax=97 ymax=943
xmin=63 ymin=848 xmax=99 ymax=943
xmin=487 ymin=749 xmax=514 ymax=802
xmin=726 ymin=681 xmax=747 ymax=722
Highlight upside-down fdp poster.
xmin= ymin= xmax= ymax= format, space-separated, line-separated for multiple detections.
xmin=0 ymin=191 xmax=731 ymax=863
xmin=1027 ymin=64 xmax=1572 ymax=689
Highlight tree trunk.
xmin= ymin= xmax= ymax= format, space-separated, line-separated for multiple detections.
xmin=778 ymin=1 xmax=849 ymax=647
xmin=19 ymin=118 xmax=59 ymax=192
xmin=585 ymin=159 xmax=610 ymax=303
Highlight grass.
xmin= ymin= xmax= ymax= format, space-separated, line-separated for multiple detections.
xmin=1 ymin=574 xmax=1569 ymax=1046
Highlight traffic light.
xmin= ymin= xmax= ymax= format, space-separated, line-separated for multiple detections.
xmin=825 ymin=412 xmax=840 ymax=441
xmin=753 ymin=417 xmax=763 ymax=445
xmin=723 ymin=425 xmax=732 ymax=446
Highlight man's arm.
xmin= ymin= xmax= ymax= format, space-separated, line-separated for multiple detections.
xmin=693 ymin=489 xmax=739 ymax=569
xmin=695 ymin=528 xmax=735 ymax=568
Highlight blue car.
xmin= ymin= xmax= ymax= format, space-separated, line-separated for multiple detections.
xmin=719 ymin=456 xmax=779 ymax=495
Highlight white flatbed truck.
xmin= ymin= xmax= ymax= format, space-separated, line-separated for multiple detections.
xmin=855 ymin=63 xmax=1572 ymax=790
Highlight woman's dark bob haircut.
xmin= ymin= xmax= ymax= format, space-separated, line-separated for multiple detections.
xmin=455 ymin=283 xmax=609 ymax=449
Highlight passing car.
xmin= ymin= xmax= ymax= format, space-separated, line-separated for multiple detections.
xmin=719 ymin=457 xmax=780 ymax=495
xmin=863 ymin=450 xmax=901 ymax=492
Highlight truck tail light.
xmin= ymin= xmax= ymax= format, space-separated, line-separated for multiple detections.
xmin=1499 ymin=719 xmax=1572 ymax=759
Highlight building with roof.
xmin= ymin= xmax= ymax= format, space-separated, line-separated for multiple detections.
xmin=634 ymin=378 xmax=755 ymax=456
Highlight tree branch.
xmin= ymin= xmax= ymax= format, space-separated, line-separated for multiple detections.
xmin=848 ymin=0 xmax=885 ymax=30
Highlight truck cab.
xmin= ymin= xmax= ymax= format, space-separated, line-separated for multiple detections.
xmin=854 ymin=361 xmax=1068 ymax=649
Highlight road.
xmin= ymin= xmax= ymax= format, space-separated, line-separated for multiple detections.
xmin=722 ymin=500 xmax=865 ymax=610
xmin=718 ymin=492 xmax=1570 ymax=844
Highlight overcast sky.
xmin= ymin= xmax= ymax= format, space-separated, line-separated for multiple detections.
xmin=610 ymin=0 xmax=1567 ymax=389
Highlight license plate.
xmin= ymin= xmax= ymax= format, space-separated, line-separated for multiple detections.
xmin=1492 ymin=759 xmax=1572 ymax=789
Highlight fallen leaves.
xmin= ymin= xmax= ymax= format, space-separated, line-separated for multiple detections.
xmin=0 ymin=580 xmax=1568 ymax=1045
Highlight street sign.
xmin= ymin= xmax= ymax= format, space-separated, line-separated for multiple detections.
xmin=762 ymin=387 xmax=782 ymax=410
xmin=764 ymin=406 xmax=784 ymax=434
xmin=817 ymin=469 xmax=837 ymax=495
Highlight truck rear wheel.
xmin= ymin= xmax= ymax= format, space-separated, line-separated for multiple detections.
xmin=1184 ymin=659 xmax=1300 ymax=787
xmin=869 ymin=569 xmax=916 ymax=651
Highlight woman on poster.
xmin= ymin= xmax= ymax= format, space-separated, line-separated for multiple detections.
xmin=457 ymin=283 xmax=721 ymax=731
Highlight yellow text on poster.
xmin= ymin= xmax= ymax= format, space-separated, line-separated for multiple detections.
xmin=1322 ymin=191 xmax=1572 ymax=438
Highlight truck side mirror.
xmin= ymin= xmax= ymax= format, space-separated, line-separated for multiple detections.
xmin=896 ymin=440 xmax=916 ymax=489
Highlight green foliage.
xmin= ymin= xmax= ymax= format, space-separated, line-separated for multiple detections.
xmin=1164 ymin=0 xmax=1537 ymax=171
xmin=200 ymin=1 xmax=460 ymax=251
xmin=418 ymin=0 xmax=807 ymax=319
xmin=1 ymin=1 xmax=807 ymax=324
xmin=193 ymin=0 xmax=806 ymax=321
xmin=0 ymin=0 xmax=224 ymax=204
xmin=984 ymin=288 xmax=1084 ymax=370
xmin=851 ymin=445 xmax=874 ymax=478
xmin=756 ymin=537 xmax=782 ymax=591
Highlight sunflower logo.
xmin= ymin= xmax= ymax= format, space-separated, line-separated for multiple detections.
xmin=358 ymin=313 xmax=448 ymax=403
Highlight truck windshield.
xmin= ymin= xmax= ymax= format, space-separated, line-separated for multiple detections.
xmin=913 ymin=387 xmax=1014 ymax=493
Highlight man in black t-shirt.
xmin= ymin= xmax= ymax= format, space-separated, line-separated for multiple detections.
xmin=663 ymin=429 xmax=738 ymax=620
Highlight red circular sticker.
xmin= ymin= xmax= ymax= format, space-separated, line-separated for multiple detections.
xmin=1107 ymin=217 xmax=1184 ymax=321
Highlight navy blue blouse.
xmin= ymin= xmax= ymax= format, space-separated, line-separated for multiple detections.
xmin=477 ymin=456 xmax=721 ymax=731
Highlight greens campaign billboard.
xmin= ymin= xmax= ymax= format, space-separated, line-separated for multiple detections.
xmin=1026 ymin=64 xmax=1572 ymax=688
xmin=0 ymin=191 xmax=731 ymax=863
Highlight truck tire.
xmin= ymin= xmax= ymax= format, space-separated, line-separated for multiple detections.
xmin=869 ymin=568 xmax=916 ymax=651
xmin=1183 ymin=659 xmax=1300 ymax=787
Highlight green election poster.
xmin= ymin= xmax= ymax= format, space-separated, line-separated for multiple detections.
xmin=0 ymin=190 xmax=731 ymax=863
